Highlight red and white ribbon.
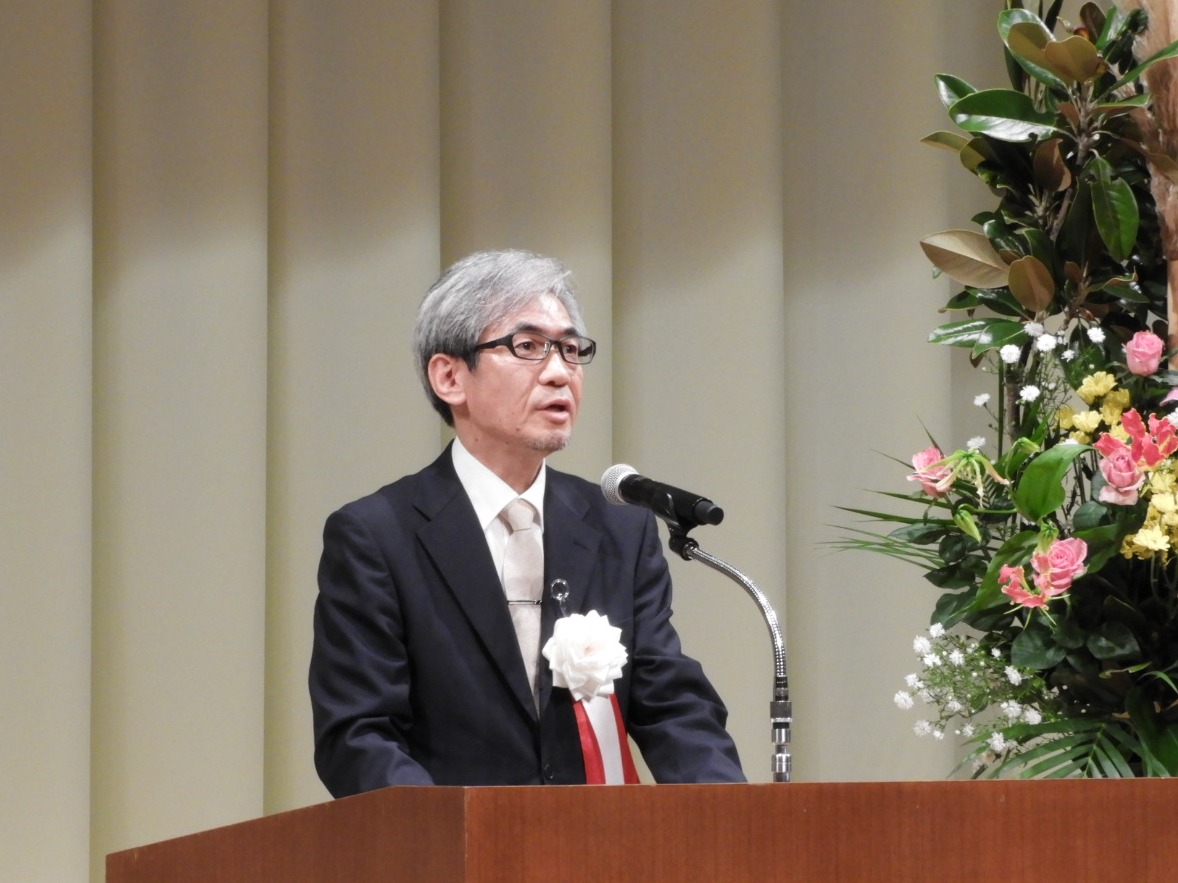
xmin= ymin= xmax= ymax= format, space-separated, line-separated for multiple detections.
xmin=574 ymin=694 xmax=639 ymax=785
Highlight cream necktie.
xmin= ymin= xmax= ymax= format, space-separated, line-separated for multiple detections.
xmin=500 ymin=498 xmax=544 ymax=707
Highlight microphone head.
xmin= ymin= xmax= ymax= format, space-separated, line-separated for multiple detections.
xmin=600 ymin=463 xmax=637 ymax=505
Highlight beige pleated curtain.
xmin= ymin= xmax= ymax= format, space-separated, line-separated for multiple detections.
xmin=2 ymin=1 xmax=1008 ymax=879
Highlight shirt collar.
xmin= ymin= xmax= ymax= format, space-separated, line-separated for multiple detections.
xmin=451 ymin=437 xmax=547 ymax=531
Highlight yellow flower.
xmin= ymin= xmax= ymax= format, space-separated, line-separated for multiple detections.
xmin=1152 ymin=493 xmax=1178 ymax=515
xmin=1078 ymin=371 xmax=1118 ymax=404
xmin=1058 ymin=405 xmax=1076 ymax=431
xmin=1148 ymin=496 xmax=1178 ymax=532
xmin=1071 ymin=410 xmax=1103 ymax=434
xmin=1102 ymin=389 xmax=1132 ymax=422
xmin=1132 ymin=525 xmax=1170 ymax=553
xmin=1151 ymin=470 xmax=1178 ymax=495
xmin=1070 ymin=431 xmax=1092 ymax=445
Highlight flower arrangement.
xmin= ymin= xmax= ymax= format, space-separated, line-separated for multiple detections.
xmin=842 ymin=2 xmax=1178 ymax=777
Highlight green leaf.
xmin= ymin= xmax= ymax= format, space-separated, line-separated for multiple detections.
xmin=920 ymin=230 xmax=1010 ymax=288
xmin=972 ymin=320 xmax=1027 ymax=356
xmin=939 ymin=531 xmax=980 ymax=564
xmin=980 ymin=717 xmax=1130 ymax=779
xmin=921 ymin=130 xmax=971 ymax=153
xmin=973 ymin=530 xmax=1039 ymax=612
xmin=928 ymin=317 xmax=1024 ymax=350
xmin=1106 ymin=37 xmax=1178 ymax=95
xmin=924 ymin=562 xmax=979 ymax=590
xmin=934 ymin=73 xmax=977 ymax=109
xmin=1013 ymin=443 xmax=1091 ymax=521
xmin=1072 ymin=500 xmax=1108 ymax=530
xmin=1089 ymin=154 xmax=1139 ymax=262
xmin=890 ymin=522 xmax=949 ymax=544
xmin=1075 ymin=522 xmax=1125 ymax=573
xmin=1054 ymin=615 xmax=1086 ymax=650
xmin=1126 ymin=687 xmax=1178 ymax=774
xmin=1093 ymin=92 xmax=1152 ymax=115
xmin=949 ymin=89 xmax=1060 ymax=142
xmin=933 ymin=589 xmax=976 ymax=627
xmin=1012 ymin=623 xmax=1067 ymax=668
xmin=1088 ymin=621 xmax=1140 ymax=660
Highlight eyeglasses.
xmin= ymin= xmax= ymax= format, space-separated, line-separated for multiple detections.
xmin=472 ymin=331 xmax=597 ymax=365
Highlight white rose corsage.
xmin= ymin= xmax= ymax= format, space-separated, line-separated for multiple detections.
xmin=541 ymin=610 xmax=628 ymax=703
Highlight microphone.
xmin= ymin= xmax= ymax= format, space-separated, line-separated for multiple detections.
xmin=600 ymin=464 xmax=724 ymax=530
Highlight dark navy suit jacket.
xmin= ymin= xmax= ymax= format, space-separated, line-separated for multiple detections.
xmin=309 ymin=446 xmax=745 ymax=795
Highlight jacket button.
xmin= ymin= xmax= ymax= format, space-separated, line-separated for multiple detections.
xmin=542 ymin=764 xmax=555 ymax=781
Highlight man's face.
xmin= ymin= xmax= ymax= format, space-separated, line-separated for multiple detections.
xmin=453 ymin=294 xmax=584 ymax=465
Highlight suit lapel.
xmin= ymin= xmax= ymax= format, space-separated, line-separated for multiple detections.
xmin=537 ymin=472 xmax=602 ymax=713
xmin=414 ymin=452 xmax=539 ymax=719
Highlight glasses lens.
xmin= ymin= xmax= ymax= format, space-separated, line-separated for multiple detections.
xmin=561 ymin=336 xmax=595 ymax=364
xmin=505 ymin=332 xmax=595 ymax=364
xmin=509 ymin=332 xmax=549 ymax=360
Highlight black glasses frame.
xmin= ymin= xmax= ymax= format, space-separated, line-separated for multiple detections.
xmin=471 ymin=331 xmax=597 ymax=365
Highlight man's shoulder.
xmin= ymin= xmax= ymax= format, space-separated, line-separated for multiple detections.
xmin=331 ymin=450 xmax=458 ymax=521
xmin=546 ymin=466 xmax=653 ymax=530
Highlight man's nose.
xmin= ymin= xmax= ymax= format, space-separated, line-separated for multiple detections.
xmin=537 ymin=348 xmax=574 ymax=382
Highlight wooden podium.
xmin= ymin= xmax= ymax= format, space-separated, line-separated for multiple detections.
xmin=107 ymin=779 xmax=1178 ymax=881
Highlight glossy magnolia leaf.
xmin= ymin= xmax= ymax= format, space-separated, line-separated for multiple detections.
xmin=1089 ymin=155 xmax=1138 ymax=262
xmin=971 ymin=320 xmax=1025 ymax=357
xmin=1013 ymin=442 xmax=1091 ymax=521
xmin=1043 ymin=34 xmax=1104 ymax=84
xmin=920 ymin=230 xmax=1010 ymax=289
xmin=1083 ymin=2 xmax=1109 ymax=50
xmin=1007 ymin=255 xmax=1055 ymax=314
xmin=960 ymin=138 xmax=990 ymax=174
xmin=1033 ymin=138 xmax=1071 ymax=193
xmin=920 ymin=130 xmax=970 ymax=153
xmin=949 ymin=89 xmax=1059 ymax=142
xmin=928 ymin=317 xmax=1019 ymax=348
xmin=1022 ymin=227 xmax=1056 ymax=271
xmin=1094 ymin=93 xmax=1151 ymax=116
xmin=1001 ymin=15 xmax=1067 ymax=91
xmin=1099 ymin=278 xmax=1148 ymax=303
xmin=934 ymin=73 xmax=977 ymax=109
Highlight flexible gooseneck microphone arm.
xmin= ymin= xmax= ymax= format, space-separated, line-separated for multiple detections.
xmin=601 ymin=465 xmax=791 ymax=782
xmin=668 ymin=530 xmax=792 ymax=784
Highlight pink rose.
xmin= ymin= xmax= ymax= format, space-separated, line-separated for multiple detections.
xmin=999 ymin=565 xmax=1046 ymax=608
xmin=1095 ymin=433 xmax=1144 ymax=505
xmin=1099 ymin=448 xmax=1144 ymax=505
xmin=907 ymin=445 xmax=950 ymax=497
xmin=1031 ymin=537 xmax=1087 ymax=596
xmin=1126 ymin=330 xmax=1165 ymax=376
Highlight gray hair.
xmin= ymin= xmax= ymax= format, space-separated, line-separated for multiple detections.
xmin=413 ymin=249 xmax=588 ymax=425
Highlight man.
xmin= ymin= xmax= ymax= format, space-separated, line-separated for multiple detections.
xmin=309 ymin=249 xmax=744 ymax=794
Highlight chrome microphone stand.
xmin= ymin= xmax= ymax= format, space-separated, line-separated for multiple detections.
xmin=667 ymin=529 xmax=792 ymax=783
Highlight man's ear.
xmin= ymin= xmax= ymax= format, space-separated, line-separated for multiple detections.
xmin=427 ymin=353 xmax=468 ymax=408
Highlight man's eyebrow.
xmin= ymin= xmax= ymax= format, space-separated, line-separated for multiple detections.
xmin=511 ymin=322 xmax=578 ymax=337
